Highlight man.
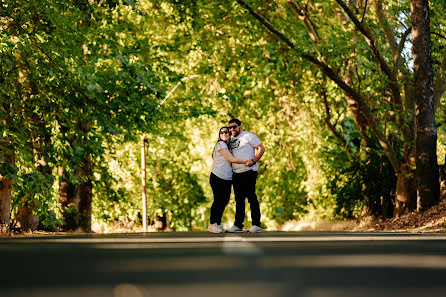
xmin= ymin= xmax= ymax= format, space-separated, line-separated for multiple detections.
xmin=227 ymin=118 xmax=265 ymax=233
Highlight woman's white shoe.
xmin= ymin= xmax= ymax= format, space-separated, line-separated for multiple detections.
xmin=208 ymin=223 xmax=225 ymax=233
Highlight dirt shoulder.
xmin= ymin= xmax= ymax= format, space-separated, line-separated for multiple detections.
xmin=282 ymin=193 xmax=446 ymax=233
xmin=356 ymin=195 xmax=446 ymax=233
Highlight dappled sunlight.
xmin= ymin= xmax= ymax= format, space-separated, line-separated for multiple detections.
xmin=114 ymin=284 xmax=144 ymax=297
xmin=281 ymin=219 xmax=358 ymax=231
xmin=261 ymin=254 xmax=446 ymax=269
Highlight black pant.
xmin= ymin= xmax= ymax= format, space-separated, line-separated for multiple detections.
xmin=209 ymin=173 xmax=232 ymax=224
xmin=232 ymin=170 xmax=260 ymax=228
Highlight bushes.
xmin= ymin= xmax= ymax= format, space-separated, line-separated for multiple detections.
xmin=323 ymin=145 xmax=396 ymax=219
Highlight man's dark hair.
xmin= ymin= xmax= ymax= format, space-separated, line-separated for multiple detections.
xmin=229 ymin=118 xmax=241 ymax=126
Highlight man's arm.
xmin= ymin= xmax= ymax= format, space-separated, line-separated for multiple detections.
xmin=246 ymin=143 xmax=265 ymax=167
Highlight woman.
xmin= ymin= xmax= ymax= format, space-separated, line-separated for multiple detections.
xmin=208 ymin=126 xmax=247 ymax=233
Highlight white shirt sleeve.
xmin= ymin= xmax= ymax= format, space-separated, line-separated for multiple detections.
xmin=216 ymin=141 xmax=228 ymax=151
xmin=249 ymin=133 xmax=261 ymax=148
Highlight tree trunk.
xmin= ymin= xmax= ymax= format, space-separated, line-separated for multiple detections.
xmin=0 ymin=103 xmax=14 ymax=234
xmin=411 ymin=0 xmax=440 ymax=210
xmin=16 ymin=202 xmax=39 ymax=231
xmin=16 ymin=132 xmax=53 ymax=232
xmin=58 ymin=120 xmax=93 ymax=232
xmin=58 ymin=122 xmax=81 ymax=231
xmin=0 ymin=177 xmax=12 ymax=234
xmin=78 ymin=121 xmax=92 ymax=232
xmin=78 ymin=159 xmax=92 ymax=232
xmin=394 ymin=170 xmax=417 ymax=216
xmin=59 ymin=166 xmax=80 ymax=230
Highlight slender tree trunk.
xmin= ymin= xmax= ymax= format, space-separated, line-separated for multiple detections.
xmin=58 ymin=124 xmax=80 ymax=230
xmin=59 ymin=166 xmax=80 ymax=230
xmin=78 ymin=121 xmax=92 ymax=232
xmin=0 ymin=98 xmax=13 ymax=233
xmin=411 ymin=0 xmax=440 ymax=210
xmin=78 ymin=157 xmax=92 ymax=231
xmin=0 ymin=16 xmax=16 ymax=233
xmin=58 ymin=123 xmax=80 ymax=231
xmin=0 ymin=175 xmax=12 ymax=234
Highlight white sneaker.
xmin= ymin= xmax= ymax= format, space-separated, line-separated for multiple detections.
xmin=208 ymin=223 xmax=224 ymax=234
xmin=227 ymin=225 xmax=243 ymax=233
xmin=217 ymin=224 xmax=226 ymax=233
xmin=248 ymin=225 xmax=261 ymax=233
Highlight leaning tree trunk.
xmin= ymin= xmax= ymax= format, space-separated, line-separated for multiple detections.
xmin=411 ymin=0 xmax=440 ymax=210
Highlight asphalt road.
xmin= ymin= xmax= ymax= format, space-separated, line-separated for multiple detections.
xmin=2 ymin=231 xmax=446 ymax=297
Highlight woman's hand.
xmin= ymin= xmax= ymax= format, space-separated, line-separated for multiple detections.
xmin=244 ymin=160 xmax=255 ymax=167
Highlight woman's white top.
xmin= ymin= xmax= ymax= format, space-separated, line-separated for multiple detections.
xmin=211 ymin=141 xmax=233 ymax=180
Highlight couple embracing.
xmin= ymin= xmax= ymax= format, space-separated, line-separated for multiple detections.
xmin=208 ymin=118 xmax=265 ymax=233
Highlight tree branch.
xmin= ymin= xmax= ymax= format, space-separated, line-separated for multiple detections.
xmin=321 ymin=86 xmax=348 ymax=146
xmin=394 ymin=27 xmax=411 ymax=75
xmin=334 ymin=0 xmax=402 ymax=107
xmin=236 ymin=0 xmax=296 ymax=49
xmin=374 ymin=0 xmax=398 ymax=55
xmin=289 ymin=0 xmax=320 ymax=43
xmin=235 ymin=0 xmax=401 ymax=171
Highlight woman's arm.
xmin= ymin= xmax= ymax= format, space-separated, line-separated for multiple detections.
xmin=219 ymin=148 xmax=246 ymax=164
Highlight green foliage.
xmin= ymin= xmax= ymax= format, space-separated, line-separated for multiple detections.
xmin=322 ymin=146 xmax=396 ymax=219
xmin=11 ymin=170 xmax=64 ymax=230
xmin=2 ymin=0 xmax=445 ymax=232
xmin=257 ymin=154 xmax=307 ymax=224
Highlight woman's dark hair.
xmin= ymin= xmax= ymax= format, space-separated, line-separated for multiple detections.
xmin=212 ymin=127 xmax=229 ymax=159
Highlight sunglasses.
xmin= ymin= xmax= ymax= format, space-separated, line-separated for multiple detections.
xmin=228 ymin=125 xmax=238 ymax=130
xmin=220 ymin=131 xmax=229 ymax=134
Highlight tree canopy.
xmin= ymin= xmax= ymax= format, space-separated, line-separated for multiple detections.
xmin=1 ymin=0 xmax=445 ymax=232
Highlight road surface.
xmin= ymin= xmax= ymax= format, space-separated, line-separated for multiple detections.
xmin=2 ymin=231 xmax=446 ymax=297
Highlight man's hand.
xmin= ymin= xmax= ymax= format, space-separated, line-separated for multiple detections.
xmin=245 ymin=160 xmax=255 ymax=167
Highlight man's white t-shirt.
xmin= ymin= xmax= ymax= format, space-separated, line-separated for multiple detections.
xmin=229 ymin=131 xmax=261 ymax=173
xmin=211 ymin=141 xmax=233 ymax=180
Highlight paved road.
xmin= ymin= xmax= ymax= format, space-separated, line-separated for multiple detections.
xmin=2 ymin=231 xmax=446 ymax=297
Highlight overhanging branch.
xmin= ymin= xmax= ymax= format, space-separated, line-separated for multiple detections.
xmin=334 ymin=0 xmax=402 ymax=107
xmin=235 ymin=0 xmax=402 ymax=171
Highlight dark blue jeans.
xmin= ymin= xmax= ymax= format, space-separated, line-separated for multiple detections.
xmin=232 ymin=170 xmax=260 ymax=228
xmin=209 ymin=173 xmax=232 ymax=224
